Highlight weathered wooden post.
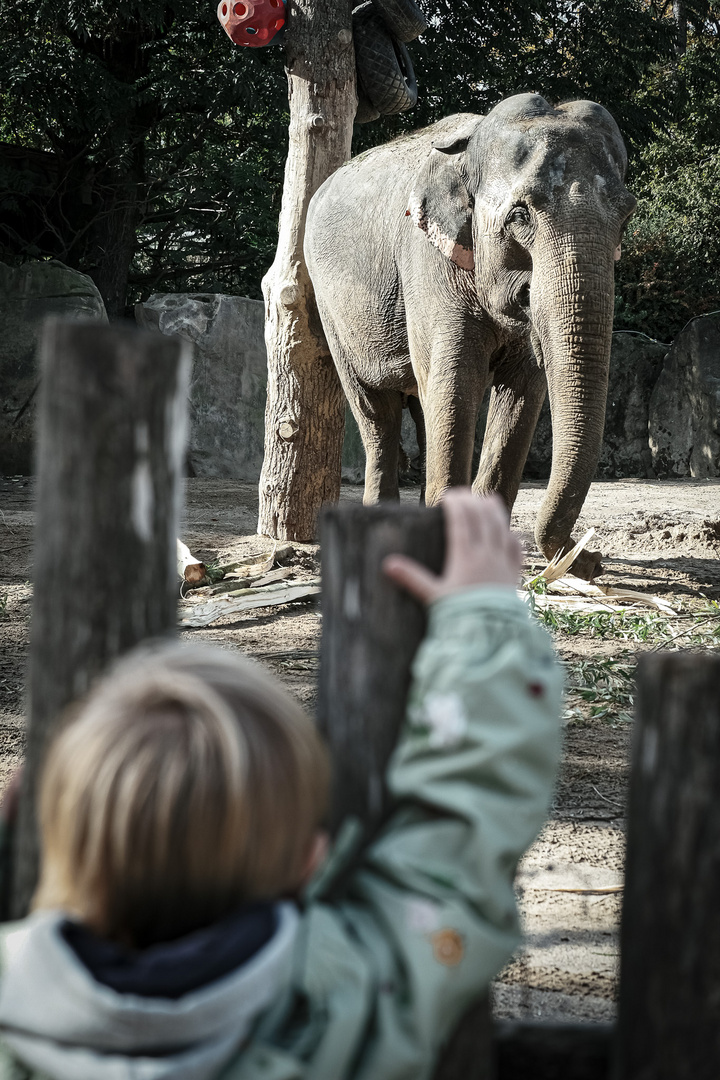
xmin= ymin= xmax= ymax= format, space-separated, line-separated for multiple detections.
xmin=10 ymin=319 xmax=191 ymax=917
xmin=614 ymin=652 xmax=720 ymax=1079
xmin=318 ymin=502 xmax=494 ymax=1080
xmin=318 ymin=502 xmax=443 ymax=829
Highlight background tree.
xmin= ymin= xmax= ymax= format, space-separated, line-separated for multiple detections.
xmin=0 ymin=0 xmax=288 ymax=315
xmin=614 ymin=1 xmax=720 ymax=340
xmin=256 ymin=0 xmax=355 ymax=539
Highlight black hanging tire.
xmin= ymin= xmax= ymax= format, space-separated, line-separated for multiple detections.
xmin=356 ymin=92 xmax=381 ymax=124
xmin=353 ymin=7 xmax=418 ymax=116
xmin=368 ymin=0 xmax=427 ymax=43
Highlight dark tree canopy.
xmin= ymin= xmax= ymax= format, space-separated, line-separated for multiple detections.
xmin=614 ymin=4 xmax=720 ymax=340
xmin=0 ymin=0 xmax=288 ymax=314
xmin=0 ymin=0 xmax=718 ymax=337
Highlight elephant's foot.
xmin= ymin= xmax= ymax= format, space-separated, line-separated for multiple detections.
xmin=569 ymin=547 xmax=603 ymax=581
xmin=538 ymin=536 xmax=604 ymax=581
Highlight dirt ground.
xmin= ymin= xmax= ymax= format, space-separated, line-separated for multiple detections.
xmin=1 ymin=475 xmax=719 ymax=1023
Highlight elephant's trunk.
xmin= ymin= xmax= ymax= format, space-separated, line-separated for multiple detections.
xmin=531 ymin=225 xmax=615 ymax=570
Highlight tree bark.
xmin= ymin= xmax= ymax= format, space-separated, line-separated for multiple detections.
xmin=257 ymin=0 xmax=356 ymax=541
xmin=673 ymin=1 xmax=687 ymax=56
xmin=495 ymin=1020 xmax=612 ymax=1080
xmin=318 ymin=503 xmax=444 ymax=830
xmin=614 ymin=652 xmax=720 ymax=1079
xmin=83 ymin=160 xmax=143 ymax=319
xmin=9 ymin=319 xmax=191 ymax=918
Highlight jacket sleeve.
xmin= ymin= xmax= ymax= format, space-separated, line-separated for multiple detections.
xmin=337 ymin=585 xmax=563 ymax=1076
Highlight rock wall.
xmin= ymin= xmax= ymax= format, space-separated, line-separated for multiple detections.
xmin=136 ymin=293 xmax=268 ymax=480
xmin=0 ymin=260 xmax=107 ymax=474
xmin=522 ymin=331 xmax=669 ymax=480
xmin=648 ymin=313 xmax=720 ymax=478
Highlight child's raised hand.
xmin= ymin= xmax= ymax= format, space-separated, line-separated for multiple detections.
xmin=383 ymin=489 xmax=522 ymax=605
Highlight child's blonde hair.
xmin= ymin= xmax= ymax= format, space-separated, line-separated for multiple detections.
xmin=33 ymin=642 xmax=329 ymax=947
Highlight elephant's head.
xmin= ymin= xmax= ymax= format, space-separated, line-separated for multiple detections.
xmin=408 ymin=93 xmax=636 ymax=573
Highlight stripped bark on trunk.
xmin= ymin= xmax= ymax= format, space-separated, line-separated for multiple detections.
xmin=257 ymin=0 xmax=356 ymax=541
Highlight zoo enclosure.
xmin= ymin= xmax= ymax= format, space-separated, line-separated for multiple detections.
xmin=16 ymin=321 xmax=720 ymax=1079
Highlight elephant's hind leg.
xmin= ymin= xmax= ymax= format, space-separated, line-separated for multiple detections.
xmin=473 ymin=358 xmax=547 ymax=514
xmin=406 ymin=394 xmax=427 ymax=503
xmin=341 ymin=376 xmax=404 ymax=503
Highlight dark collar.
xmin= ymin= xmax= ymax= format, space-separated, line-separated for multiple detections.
xmin=62 ymin=902 xmax=278 ymax=999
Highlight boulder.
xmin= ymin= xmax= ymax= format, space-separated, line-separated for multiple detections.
xmin=0 ymin=260 xmax=107 ymax=474
xmin=136 ymin=294 xmax=268 ymax=480
xmin=649 ymin=313 xmax=720 ymax=478
xmin=521 ymin=331 xmax=668 ymax=480
xmin=600 ymin=333 xmax=669 ymax=478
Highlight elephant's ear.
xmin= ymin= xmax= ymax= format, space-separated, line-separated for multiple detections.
xmin=407 ymin=124 xmax=477 ymax=271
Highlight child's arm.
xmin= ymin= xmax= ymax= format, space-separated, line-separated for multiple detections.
xmin=333 ymin=492 xmax=562 ymax=1071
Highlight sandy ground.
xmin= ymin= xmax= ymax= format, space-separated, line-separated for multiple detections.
xmin=1 ymin=475 xmax=718 ymax=1023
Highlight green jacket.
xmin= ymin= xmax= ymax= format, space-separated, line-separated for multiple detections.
xmin=0 ymin=587 xmax=562 ymax=1080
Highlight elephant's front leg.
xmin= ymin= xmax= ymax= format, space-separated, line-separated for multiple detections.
xmin=473 ymin=356 xmax=547 ymax=513
xmin=421 ymin=363 xmax=484 ymax=506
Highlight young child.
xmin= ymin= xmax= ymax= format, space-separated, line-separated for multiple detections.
xmin=0 ymin=490 xmax=562 ymax=1080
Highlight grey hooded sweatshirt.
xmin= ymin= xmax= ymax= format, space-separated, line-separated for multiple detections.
xmin=0 ymin=904 xmax=299 ymax=1080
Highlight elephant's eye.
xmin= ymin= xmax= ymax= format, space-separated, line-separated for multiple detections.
xmin=506 ymin=205 xmax=531 ymax=227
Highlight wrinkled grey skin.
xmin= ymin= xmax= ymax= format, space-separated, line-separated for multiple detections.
xmin=305 ymin=93 xmax=636 ymax=576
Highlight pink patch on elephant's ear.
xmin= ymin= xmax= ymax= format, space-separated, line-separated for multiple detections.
xmin=407 ymin=192 xmax=475 ymax=271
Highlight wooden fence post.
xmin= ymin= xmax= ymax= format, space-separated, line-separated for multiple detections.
xmin=614 ymin=652 xmax=720 ymax=1079
xmin=317 ymin=502 xmax=494 ymax=1080
xmin=9 ymin=319 xmax=191 ymax=918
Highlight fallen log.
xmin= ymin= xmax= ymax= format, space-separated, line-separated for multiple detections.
xmin=178 ymin=579 xmax=321 ymax=627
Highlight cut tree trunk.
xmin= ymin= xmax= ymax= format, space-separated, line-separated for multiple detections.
xmin=318 ymin=503 xmax=494 ymax=1080
xmin=9 ymin=319 xmax=190 ymax=918
xmin=257 ymin=0 xmax=356 ymax=541
xmin=318 ymin=503 xmax=444 ymax=830
xmin=614 ymin=652 xmax=720 ymax=1079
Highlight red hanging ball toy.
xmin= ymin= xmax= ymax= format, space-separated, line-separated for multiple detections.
xmin=217 ymin=0 xmax=286 ymax=46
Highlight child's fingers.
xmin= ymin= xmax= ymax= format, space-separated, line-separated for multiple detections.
xmin=440 ymin=488 xmax=475 ymax=554
xmin=507 ymin=531 xmax=524 ymax=570
xmin=476 ymin=494 xmax=511 ymax=549
xmin=383 ymin=554 xmax=439 ymax=603
xmin=445 ymin=490 xmax=508 ymax=552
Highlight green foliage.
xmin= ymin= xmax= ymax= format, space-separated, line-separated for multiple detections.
xmin=545 ymin=598 xmax=720 ymax=727
xmin=353 ymin=0 xmax=674 ymax=152
xmin=537 ymin=607 xmax=671 ymax=641
xmin=535 ymin=601 xmax=720 ymax=647
xmin=615 ymin=32 xmax=720 ymax=341
xmin=0 ymin=0 xmax=288 ymax=311
xmin=564 ymin=657 xmax=635 ymax=726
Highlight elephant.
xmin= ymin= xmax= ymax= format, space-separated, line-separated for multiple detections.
xmin=304 ymin=93 xmax=636 ymax=577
